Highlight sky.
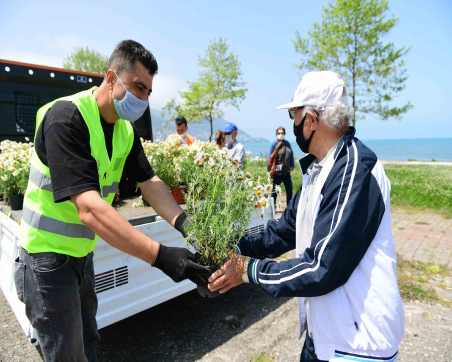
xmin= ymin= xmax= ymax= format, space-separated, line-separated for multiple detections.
xmin=1 ymin=0 xmax=451 ymax=141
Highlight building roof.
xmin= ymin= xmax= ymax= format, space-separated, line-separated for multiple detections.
xmin=0 ymin=58 xmax=104 ymax=78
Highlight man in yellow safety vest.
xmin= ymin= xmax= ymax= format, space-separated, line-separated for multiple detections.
xmin=16 ymin=39 xmax=208 ymax=362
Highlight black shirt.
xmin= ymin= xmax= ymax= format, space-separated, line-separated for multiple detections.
xmin=35 ymin=101 xmax=154 ymax=203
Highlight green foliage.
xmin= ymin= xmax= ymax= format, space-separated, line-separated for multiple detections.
xmin=245 ymin=161 xmax=452 ymax=216
xmin=0 ymin=140 xmax=32 ymax=196
xmin=142 ymin=140 xmax=273 ymax=266
xmin=185 ymin=163 xmax=255 ymax=266
xmin=252 ymin=352 xmax=274 ymax=362
xmin=63 ymin=47 xmax=108 ymax=73
xmin=294 ymin=0 xmax=412 ymax=124
xmin=244 ymin=158 xmax=303 ymax=193
xmin=244 ymin=158 xmax=267 ymax=180
xmin=385 ymin=165 xmax=452 ymax=217
xmin=165 ymin=38 xmax=247 ymax=140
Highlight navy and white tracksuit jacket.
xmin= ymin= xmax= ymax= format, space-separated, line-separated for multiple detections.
xmin=238 ymin=128 xmax=404 ymax=361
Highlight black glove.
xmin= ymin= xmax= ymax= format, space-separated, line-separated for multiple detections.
xmin=154 ymin=245 xmax=212 ymax=285
xmin=174 ymin=212 xmax=189 ymax=237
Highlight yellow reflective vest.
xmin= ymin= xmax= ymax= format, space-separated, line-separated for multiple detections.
xmin=20 ymin=87 xmax=134 ymax=257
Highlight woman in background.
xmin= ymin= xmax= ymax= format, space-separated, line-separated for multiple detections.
xmin=268 ymin=126 xmax=294 ymax=208
xmin=215 ymin=130 xmax=225 ymax=149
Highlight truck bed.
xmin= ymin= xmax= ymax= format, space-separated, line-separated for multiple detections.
xmin=0 ymin=198 xmax=273 ymax=343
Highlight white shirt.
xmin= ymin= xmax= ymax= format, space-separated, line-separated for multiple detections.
xmin=296 ymin=142 xmax=339 ymax=334
xmin=227 ymin=142 xmax=245 ymax=167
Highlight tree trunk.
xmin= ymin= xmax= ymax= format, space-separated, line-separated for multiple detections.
xmin=352 ymin=34 xmax=357 ymax=126
xmin=352 ymin=71 xmax=356 ymax=126
xmin=208 ymin=113 xmax=213 ymax=142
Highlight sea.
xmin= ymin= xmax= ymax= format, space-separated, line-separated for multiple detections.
xmin=246 ymin=138 xmax=452 ymax=162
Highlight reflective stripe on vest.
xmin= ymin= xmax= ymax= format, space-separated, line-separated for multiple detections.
xmin=29 ymin=166 xmax=119 ymax=197
xmin=29 ymin=166 xmax=53 ymax=191
xmin=22 ymin=206 xmax=95 ymax=240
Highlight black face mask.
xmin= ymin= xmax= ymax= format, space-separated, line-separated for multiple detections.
xmin=293 ymin=114 xmax=315 ymax=154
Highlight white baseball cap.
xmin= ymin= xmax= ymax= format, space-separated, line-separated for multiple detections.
xmin=277 ymin=71 xmax=347 ymax=110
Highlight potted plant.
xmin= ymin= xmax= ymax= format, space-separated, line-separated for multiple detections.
xmin=142 ymin=138 xmax=225 ymax=205
xmin=184 ymin=151 xmax=274 ymax=296
xmin=142 ymin=137 xmax=183 ymax=202
xmin=140 ymin=138 xmax=275 ymax=296
xmin=0 ymin=140 xmax=32 ymax=210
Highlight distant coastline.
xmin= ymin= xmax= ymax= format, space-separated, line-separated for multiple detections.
xmin=381 ymin=160 xmax=452 ymax=166
xmin=245 ymin=137 xmax=452 ymax=162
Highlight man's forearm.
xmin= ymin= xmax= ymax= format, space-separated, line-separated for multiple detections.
xmin=72 ymin=191 xmax=160 ymax=264
xmin=139 ymin=176 xmax=184 ymax=226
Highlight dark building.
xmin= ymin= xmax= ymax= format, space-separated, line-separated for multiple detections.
xmin=0 ymin=59 xmax=154 ymax=199
xmin=0 ymin=59 xmax=153 ymax=141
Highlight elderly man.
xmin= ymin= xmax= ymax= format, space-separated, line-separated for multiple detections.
xmin=208 ymin=71 xmax=404 ymax=362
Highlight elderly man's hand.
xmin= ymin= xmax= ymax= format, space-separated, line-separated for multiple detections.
xmin=208 ymin=255 xmax=248 ymax=294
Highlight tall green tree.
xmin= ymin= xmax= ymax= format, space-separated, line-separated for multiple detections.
xmin=165 ymin=38 xmax=247 ymax=141
xmin=63 ymin=47 xmax=108 ymax=73
xmin=294 ymin=0 xmax=412 ymax=124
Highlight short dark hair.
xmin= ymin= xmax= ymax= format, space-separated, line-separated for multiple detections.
xmin=175 ymin=116 xmax=187 ymax=126
xmin=276 ymin=126 xmax=286 ymax=134
xmin=109 ymin=40 xmax=158 ymax=76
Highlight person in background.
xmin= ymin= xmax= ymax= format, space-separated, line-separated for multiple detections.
xmin=168 ymin=116 xmax=195 ymax=145
xmin=215 ymin=130 xmax=225 ymax=149
xmin=223 ymin=122 xmax=245 ymax=167
xmin=268 ymin=126 xmax=294 ymax=207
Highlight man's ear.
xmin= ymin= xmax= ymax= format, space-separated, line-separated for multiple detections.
xmin=306 ymin=111 xmax=319 ymax=131
xmin=105 ymin=69 xmax=116 ymax=90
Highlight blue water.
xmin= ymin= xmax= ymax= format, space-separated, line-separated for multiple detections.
xmin=246 ymin=138 xmax=452 ymax=161
xmin=364 ymin=138 xmax=452 ymax=161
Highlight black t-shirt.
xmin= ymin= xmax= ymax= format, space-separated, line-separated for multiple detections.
xmin=35 ymin=100 xmax=154 ymax=203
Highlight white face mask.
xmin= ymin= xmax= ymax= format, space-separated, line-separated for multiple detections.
xmin=225 ymin=135 xmax=234 ymax=149
xmin=277 ymin=134 xmax=285 ymax=141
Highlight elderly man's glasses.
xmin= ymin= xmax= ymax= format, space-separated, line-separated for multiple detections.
xmin=288 ymin=107 xmax=303 ymax=120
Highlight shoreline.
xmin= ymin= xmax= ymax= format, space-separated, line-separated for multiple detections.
xmin=250 ymin=156 xmax=452 ymax=166
xmin=381 ymin=160 xmax=452 ymax=166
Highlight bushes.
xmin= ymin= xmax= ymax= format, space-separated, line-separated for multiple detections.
xmin=0 ymin=140 xmax=32 ymax=196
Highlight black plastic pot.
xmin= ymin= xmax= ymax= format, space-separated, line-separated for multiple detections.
xmin=9 ymin=193 xmax=24 ymax=211
xmin=198 ymin=267 xmax=219 ymax=298
xmin=195 ymin=264 xmax=220 ymax=298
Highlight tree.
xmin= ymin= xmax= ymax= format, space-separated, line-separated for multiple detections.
xmin=165 ymin=38 xmax=247 ymax=141
xmin=294 ymin=0 xmax=412 ymax=125
xmin=63 ymin=47 xmax=108 ymax=73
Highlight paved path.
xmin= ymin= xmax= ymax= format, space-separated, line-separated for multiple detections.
xmin=1 ymin=207 xmax=451 ymax=362
xmin=276 ymin=195 xmax=452 ymax=268
xmin=393 ymin=208 xmax=452 ymax=267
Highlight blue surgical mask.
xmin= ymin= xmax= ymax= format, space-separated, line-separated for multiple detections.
xmin=113 ymin=72 xmax=149 ymax=122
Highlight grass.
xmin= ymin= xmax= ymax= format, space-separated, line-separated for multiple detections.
xmin=397 ymin=256 xmax=451 ymax=307
xmin=246 ymin=160 xmax=452 ymax=217
xmin=251 ymin=352 xmax=273 ymax=362
xmin=385 ymin=165 xmax=452 ymax=217
xmin=244 ymin=159 xmax=302 ymax=192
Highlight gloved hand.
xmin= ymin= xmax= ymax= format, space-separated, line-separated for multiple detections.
xmin=153 ymin=244 xmax=211 ymax=285
xmin=174 ymin=211 xmax=189 ymax=237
